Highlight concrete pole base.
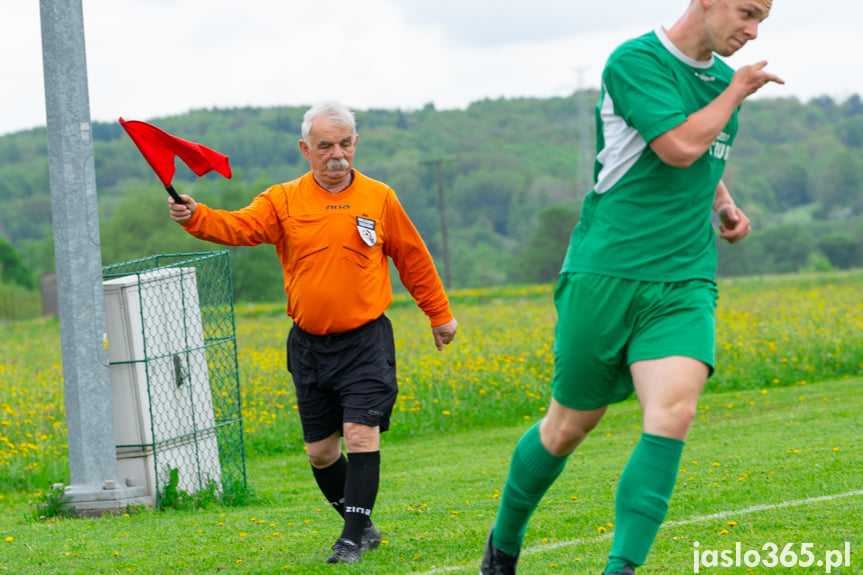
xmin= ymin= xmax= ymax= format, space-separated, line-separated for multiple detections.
xmin=63 ymin=481 xmax=156 ymax=518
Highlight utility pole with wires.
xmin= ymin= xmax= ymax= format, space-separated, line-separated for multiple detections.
xmin=420 ymin=156 xmax=457 ymax=290
xmin=574 ymin=66 xmax=594 ymax=198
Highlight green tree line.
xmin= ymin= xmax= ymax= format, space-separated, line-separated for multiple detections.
xmin=1 ymin=92 xmax=862 ymax=305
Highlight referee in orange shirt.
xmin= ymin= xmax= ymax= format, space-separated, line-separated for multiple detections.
xmin=169 ymin=101 xmax=458 ymax=565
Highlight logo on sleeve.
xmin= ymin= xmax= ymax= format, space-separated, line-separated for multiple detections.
xmin=710 ymin=131 xmax=732 ymax=161
xmin=356 ymin=216 xmax=377 ymax=247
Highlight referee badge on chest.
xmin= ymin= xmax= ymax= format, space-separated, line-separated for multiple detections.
xmin=356 ymin=216 xmax=377 ymax=247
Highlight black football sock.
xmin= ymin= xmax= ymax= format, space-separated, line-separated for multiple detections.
xmin=311 ymin=453 xmax=347 ymax=516
xmin=340 ymin=451 xmax=380 ymax=543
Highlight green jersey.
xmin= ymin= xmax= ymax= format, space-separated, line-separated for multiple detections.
xmin=562 ymin=28 xmax=738 ymax=283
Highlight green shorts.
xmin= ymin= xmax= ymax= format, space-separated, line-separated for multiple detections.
xmin=551 ymin=272 xmax=718 ymax=410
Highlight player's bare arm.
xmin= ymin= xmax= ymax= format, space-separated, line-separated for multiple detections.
xmin=650 ymin=61 xmax=784 ymax=168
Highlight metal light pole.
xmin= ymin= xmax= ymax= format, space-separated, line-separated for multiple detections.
xmin=40 ymin=0 xmax=149 ymax=514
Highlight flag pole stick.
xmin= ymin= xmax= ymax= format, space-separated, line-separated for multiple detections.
xmin=166 ymin=184 xmax=185 ymax=205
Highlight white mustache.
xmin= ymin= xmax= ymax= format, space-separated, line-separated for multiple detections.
xmin=326 ymin=158 xmax=350 ymax=171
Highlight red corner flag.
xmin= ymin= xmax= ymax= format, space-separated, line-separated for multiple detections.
xmin=119 ymin=117 xmax=232 ymax=202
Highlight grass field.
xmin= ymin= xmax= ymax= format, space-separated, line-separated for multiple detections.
xmin=1 ymin=272 xmax=862 ymax=573
xmin=0 ymin=378 xmax=859 ymax=573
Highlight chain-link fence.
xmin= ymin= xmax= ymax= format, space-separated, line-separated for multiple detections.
xmin=102 ymin=251 xmax=246 ymax=506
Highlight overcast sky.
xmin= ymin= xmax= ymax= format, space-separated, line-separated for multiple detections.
xmin=1 ymin=0 xmax=860 ymax=137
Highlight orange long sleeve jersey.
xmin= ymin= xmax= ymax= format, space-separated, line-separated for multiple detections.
xmin=181 ymin=170 xmax=453 ymax=335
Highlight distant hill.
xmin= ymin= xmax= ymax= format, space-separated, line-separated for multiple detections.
xmin=1 ymin=92 xmax=862 ymax=298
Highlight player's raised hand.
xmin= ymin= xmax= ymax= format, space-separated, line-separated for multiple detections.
xmin=732 ymin=61 xmax=785 ymax=100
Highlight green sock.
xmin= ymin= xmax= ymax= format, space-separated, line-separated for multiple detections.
xmin=605 ymin=432 xmax=684 ymax=574
xmin=492 ymin=423 xmax=569 ymax=556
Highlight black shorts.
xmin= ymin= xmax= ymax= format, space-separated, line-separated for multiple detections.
xmin=287 ymin=314 xmax=398 ymax=443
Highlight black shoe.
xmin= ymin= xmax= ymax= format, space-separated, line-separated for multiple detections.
xmin=326 ymin=538 xmax=361 ymax=564
xmin=480 ymin=528 xmax=519 ymax=574
xmin=605 ymin=565 xmax=635 ymax=575
xmin=360 ymin=522 xmax=382 ymax=552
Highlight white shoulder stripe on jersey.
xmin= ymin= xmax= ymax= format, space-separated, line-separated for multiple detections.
xmin=594 ymin=86 xmax=646 ymax=195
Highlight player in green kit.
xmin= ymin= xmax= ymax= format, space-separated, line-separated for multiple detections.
xmin=480 ymin=1 xmax=783 ymax=574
